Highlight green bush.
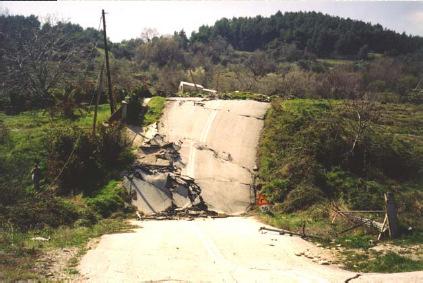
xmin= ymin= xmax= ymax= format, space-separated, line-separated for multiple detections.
xmin=126 ymin=93 xmax=142 ymax=125
xmin=282 ymin=184 xmax=324 ymax=212
xmin=0 ymin=193 xmax=80 ymax=230
xmin=86 ymin=180 xmax=126 ymax=217
xmin=46 ymin=123 xmax=132 ymax=195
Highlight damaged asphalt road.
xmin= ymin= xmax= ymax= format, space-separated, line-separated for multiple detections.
xmin=123 ymin=133 xmax=211 ymax=217
xmin=123 ymin=98 xmax=270 ymax=216
xmin=79 ymin=98 xmax=423 ymax=282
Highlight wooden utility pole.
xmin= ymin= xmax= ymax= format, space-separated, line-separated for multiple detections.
xmin=102 ymin=9 xmax=115 ymax=114
xmin=93 ymin=63 xmax=105 ymax=135
xmin=385 ymin=192 xmax=399 ymax=238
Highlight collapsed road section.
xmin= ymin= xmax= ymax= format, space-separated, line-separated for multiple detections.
xmin=123 ymin=133 xmax=213 ymax=218
xmin=123 ymin=98 xmax=270 ymax=217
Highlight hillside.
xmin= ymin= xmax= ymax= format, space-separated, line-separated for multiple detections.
xmin=191 ymin=11 xmax=423 ymax=56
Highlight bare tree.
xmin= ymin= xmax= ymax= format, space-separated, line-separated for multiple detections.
xmin=2 ymin=19 xmax=91 ymax=110
xmin=140 ymin=27 xmax=159 ymax=43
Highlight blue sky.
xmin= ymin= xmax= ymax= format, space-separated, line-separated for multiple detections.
xmin=1 ymin=1 xmax=423 ymax=42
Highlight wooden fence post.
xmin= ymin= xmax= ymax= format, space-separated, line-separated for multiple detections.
xmin=385 ymin=192 xmax=399 ymax=239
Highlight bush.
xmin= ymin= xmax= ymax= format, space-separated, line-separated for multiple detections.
xmin=282 ymin=184 xmax=324 ymax=212
xmin=46 ymin=123 xmax=132 ymax=195
xmin=0 ymin=192 xmax=80 ymax=230
xmin=125 ymin=93 xmax=142 ymax=125
xmin=86 ymin=180 xmax=126 ymax=217
xmin=0 ymin=120 xmax=9 ymax=144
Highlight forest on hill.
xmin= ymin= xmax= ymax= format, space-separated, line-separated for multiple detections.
xmin=1 ymin=11 xmax=423 ymax=115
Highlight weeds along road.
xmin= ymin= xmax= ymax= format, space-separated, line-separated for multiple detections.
xmin=79 ymin=98 xmax=423 ymax=282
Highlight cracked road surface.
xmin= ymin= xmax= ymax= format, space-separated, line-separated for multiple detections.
xmin=79 ymin=217 xmax=423 ymax=282
xmin=159 ymin=98 xmax=269 ymax=214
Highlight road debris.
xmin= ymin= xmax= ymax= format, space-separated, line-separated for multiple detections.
xmin=31 ymin=236 xmax=50 ymax=241
xmin=123 ymin=129 xmax=223 ymax=219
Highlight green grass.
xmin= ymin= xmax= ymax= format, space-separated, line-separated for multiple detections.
xmin=86 ymin=180 xmax=126 ymax=217
xmin=219 ymin=91 xmax=270 ymax=102
xmin=345 ymin=252 xmax=423 ymax=273
xmin=0 ymin=104 xmax=111 ymax=188
xmin=0 ymin=218 xmax=135 ymax=281
xmin=257 ymin=98 xmax=423 ymax=271
xmin=142 ymin=96 xmax=166 ymax=126
xmin=258 ymin=98 xmax=423 ymax=216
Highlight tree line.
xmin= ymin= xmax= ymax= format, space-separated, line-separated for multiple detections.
xmin=191 ymin=11 xmax=423 ymax=57
xmin=1 ymin=11 xmax=423 ymax=114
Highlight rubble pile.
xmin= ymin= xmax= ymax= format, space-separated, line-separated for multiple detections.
xmin=123 ymin=133 xmax=221 ymax=219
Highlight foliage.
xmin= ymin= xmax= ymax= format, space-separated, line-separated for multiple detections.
xmin=141 ymin=96 xmax=166 ymax=126
xmin=191 ymin=11 xmax=423 ymax=56
xmin=0 ymin=218 xmax=135 ymax=281
xmin=86 ymin=180 xmax=127 ymax=217
xmin=125 ymin=92 xmax=142 ymax=125
xmin=46 ymin=123 xmax=132 ymax=195
xmin=346 ymin=252 xmax=423 ymax=273
xmin=335 ymin=234 xmax=374 ymax=249
xmin=0 ymin=15 xmax=97 ymax=113
xmin=258 ymin=99 xmax=423 ymax=223
xmin=0 ymin=192 xmax=80 ymax=230
xmin=0 ymin=106 xmax=132 ymax=229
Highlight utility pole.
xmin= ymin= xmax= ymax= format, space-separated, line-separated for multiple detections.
xmin=93 ymin=62 xmax=105 ymax=135
xmin=102 ymin=9 xmax=115 ymax=114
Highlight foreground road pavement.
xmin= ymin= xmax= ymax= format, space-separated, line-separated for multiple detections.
xmin=78 ymin=217 xmax=423 ymax=282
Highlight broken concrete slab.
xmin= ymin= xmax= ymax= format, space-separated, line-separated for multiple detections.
xmin=171 ymin=185 xmax=191 ymax=208
xmin=135 ymin=169 xmax=169 ymax=191
xmin=123 ymin=176 xmax=172 ymax=215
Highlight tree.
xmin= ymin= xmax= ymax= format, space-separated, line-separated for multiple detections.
xmin=140 ymin=27 xmax=158 ymax=43
xmin=357 ymin=44 xmax=369 ymax=60
xmin=1 ymin=17 xmax=91 ymax=112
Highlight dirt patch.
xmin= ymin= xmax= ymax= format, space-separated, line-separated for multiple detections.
xmin=33 ymin=247 xmax=79 ymax=280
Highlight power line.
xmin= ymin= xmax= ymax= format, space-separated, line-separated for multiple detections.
xmin=44 ymin=15 xmax=105 ymax=192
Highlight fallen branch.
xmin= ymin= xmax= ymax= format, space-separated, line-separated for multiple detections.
xmin=259 ymin=226 xmax=325 ymax=240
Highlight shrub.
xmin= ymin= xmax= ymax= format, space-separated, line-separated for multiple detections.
xmin=282 ymin=184 xmax=324 ymax=212
xmin=86 ymin=180 xmax=126 ymax=217
xmin=0 ymin=192 xmax=80 ymax=230
xmin=125 ymin=93 xmax=142 ymax=125
xmin=46 ymin=123 xmax=132 ymax=195
xmin=0 ymin=120 xmax=9 ymax=144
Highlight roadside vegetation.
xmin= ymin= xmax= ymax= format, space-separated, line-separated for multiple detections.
xmin=0 ymin=105 xmax=135 ymax=280
xmin=257 ymin=98 xmax=423 ymax=272
xmin=141 ymin=96 xmax=166 ymax=126
xmin=0 ymin=218 xmax=135 ymax=280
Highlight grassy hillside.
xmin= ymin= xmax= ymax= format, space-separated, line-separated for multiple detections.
xmin=257 ymin=98 xmax=423 ymax=271
xmin=258 ymin=99 xmax=422 ymax=223
xmin=0 ymin=105 xmax=111 ymax=189
xmin=0 ymin=105 xmax=135 ymax=280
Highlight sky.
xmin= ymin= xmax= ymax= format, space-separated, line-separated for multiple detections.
xmin=1 ymin=1 xmax=423 ymax=42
